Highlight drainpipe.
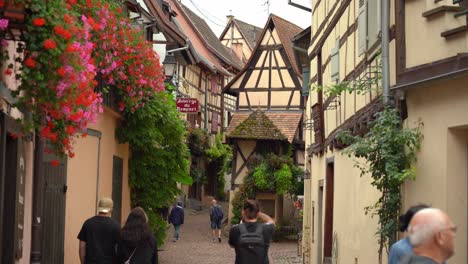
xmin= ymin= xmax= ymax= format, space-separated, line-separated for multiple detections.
xmin=381 ymin=0 xmax=390 ymax=106
xmin=204 ymin=76 xmax=209 ymax=130
xmin=30 ymin=135 xmax=44 ymax=264
xmin=87 ymin=129 xmax=102 ymax=213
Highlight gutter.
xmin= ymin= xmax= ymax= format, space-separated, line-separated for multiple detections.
xmin=392 ymin=68 xmax=468 ymax=92
xmin=381 ymin=0 xmax=391 ymax=105
xmin=287 ymin=0 xmax=312 ymax=12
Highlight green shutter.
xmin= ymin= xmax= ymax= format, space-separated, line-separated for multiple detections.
xmin=302 ymin=67 xmax=310 ymax=96
xmin=358 ymin=0 xmax=367 ymax=55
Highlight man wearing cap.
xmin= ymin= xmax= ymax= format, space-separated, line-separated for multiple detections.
xmin=78 ymin=197 xmax=121 ymax=264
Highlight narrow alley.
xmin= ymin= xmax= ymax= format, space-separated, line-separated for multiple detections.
xmin=159 ymin=204 xmax=302 ymax=264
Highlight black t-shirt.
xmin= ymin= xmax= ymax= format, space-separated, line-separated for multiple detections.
xmin=228 ymin=222 xmax=275 ymax=264
xmin=77 ymin=215 xmax=120 ymax=264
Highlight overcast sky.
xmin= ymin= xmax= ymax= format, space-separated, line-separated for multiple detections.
xmin=179 ymin=0 xmax=312 ymax=37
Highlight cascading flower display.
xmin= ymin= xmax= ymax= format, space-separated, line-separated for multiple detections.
xmin=10 ymin=0 xmax=165 ymax=161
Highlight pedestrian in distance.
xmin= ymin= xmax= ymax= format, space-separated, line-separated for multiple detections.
xmin=388 ymin=204 xmax=430 ymax=264
xmin=400 ymin=208 xmax=457 ymax=264
xmin=168 ymin=201 xmax=184 ymax=242
xmin=117 ymin=207 xmax=158 ymax=264
xmin=78 ymin=197 xmax=120 ymax=264
xmin=209 ymin=199 xmax=224 ymax=243
xmin=228 ymin=200 xmax=275 ymax=264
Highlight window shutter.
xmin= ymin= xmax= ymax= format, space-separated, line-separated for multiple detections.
xmin=302 ymin=67 xmax=310 ymax=96
xmin=331 ymin=40 xmax=340 ymax=82
xmin=367 ymin=0 xmax=380 ymax=49
xmin=358 ymin=0 xmax=367 ymax=55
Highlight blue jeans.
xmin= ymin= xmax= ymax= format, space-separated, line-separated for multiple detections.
xmin=173 ymin=224 xmax=181 ymax=239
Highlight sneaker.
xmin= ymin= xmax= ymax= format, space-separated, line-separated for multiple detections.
xmin=218 ymin=237 xmax=222 ymax=243
xmin=173 ymin=238 xmax=177 ymax=242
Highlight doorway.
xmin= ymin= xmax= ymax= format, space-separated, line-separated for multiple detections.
xmin=112 ymin=156 xmax=124 ymax=224
xmin=317 ymin=181 xmax=323 ymax=264
xmin=323 ymin=161 xmax=334 ymax=264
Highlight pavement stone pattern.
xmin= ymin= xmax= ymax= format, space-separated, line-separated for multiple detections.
xmin=159 ymin=204 xmax=302 ymax=264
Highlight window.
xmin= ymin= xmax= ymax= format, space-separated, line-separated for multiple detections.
xmin=358 ymin=0 xmax=381 ymax=55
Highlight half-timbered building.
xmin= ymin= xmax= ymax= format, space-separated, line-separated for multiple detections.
xmin=219 ymin=16 xmax=263 ymax=66
xmin=224 ymin=14 xmax=304 ymax=224
xmin=163 ymin=0 xmax=242 ymax=203
xmin=303 ymin=0 xmax=387 ymax=263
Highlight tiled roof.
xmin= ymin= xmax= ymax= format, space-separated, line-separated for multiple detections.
xmin=180 ymin=4 xmax=243 ymax=71
xmin=234 ymin=19 xmax=263 ymax=50
xmin=271 ymin=15 xmax=303 ymax=76
xmin=226 ymin=110 xmax=302 ymax=143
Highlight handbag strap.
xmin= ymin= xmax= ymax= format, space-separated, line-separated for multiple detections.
xmin=125 ymin=247 xmax=137 ymax=264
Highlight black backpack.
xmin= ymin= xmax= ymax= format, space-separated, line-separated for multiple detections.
xmin=237 ymin=223 xmax=266 ymax=264
xmin=212 ymin=206 xmax=224 ymax=221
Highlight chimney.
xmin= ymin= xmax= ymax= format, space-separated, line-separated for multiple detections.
xmin=226 ymin=10 xmax=234 ymax=24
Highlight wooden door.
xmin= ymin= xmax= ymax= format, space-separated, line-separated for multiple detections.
xmin=323 ymin=162 xmax=334 ymax=264
xmin=112 ymin=156 xmax=124 ymax=223
xmin=41 ymin=148 xmax=67 ymax=264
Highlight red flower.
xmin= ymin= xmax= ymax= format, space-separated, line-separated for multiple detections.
xmin=66 ymin=125 xmax=75 ymax=135
xmin=5 ymin=69 xmax=12 ymax=75
xmin=25 ymin=57 xmax=36 ymax=68
xmin=82 ymin=133 xmax=88 ymax=138
xmin=33 ymin=18 xmax=46 ymax=27
xmin=68 ymin=152 xmax=75 ymax=158
xmin=51 ymin=160 xmax=59 ymax=167
xmin=57 ymin=68 xmax=66 ymax=77
xmin=44 ymin=39 xmax=57 ymax=49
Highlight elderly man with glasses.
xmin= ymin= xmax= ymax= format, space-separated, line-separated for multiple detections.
xmin=400 ymin=208 xmax=457 ymax=264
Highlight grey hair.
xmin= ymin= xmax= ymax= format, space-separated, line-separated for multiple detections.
xmin=408 ymin=208 xmax=446 ymax=247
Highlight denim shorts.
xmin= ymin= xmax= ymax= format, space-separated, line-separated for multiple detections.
xmin=210 ymin=219 xmax=222 ymax=229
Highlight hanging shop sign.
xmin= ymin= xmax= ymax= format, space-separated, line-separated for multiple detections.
xmin=176 ymin=98 xmax=199 ymax=113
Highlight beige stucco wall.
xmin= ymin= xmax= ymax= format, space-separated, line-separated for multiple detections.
xmin=308 ymin=152 xmax=382 ymax=264
xmin=405 ymin=0 xmax=467 ymax=68
xmin=234 ymin=140 xmax=256 ymax=185
xmin=64 ymin=108 xmax=130 ymax=264
xmin=403 ymin=77 xmax=468 ymax=264
xmin=220 ymin=24 xmax=252 ymax=63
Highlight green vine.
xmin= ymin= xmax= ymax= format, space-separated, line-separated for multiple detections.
xmin=230 ymin=152 xmax=304 ymax=224
xmin=205 ymin=133 xmax=232 ymax=199
xmin=187 ymin=127 xmax=209 ymax=156
xmin=337 ymin=107 xmax=422 ymax=263
xmin=116 ymin=90 xmax=192 ymax=246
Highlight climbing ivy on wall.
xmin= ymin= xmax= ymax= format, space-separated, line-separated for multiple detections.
xmin=230 ymin=152 xmax=304 ymax=224
xmin=205 ymin=133 xmax=232 ymax=199
xmin=116 ymin=90 xmax=192 ymax=245
xmin=337 ymin=107 xmax=422 ymax=263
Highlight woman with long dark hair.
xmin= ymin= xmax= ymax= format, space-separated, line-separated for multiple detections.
xmin=117 ymin=207 xmax=158 ymax=264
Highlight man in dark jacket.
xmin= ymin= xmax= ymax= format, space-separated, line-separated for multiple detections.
xmin=168 ymin=202 xmax=184 ymax=242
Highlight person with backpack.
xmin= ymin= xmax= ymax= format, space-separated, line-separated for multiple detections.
xmin=228 ymin=200 xmax=275 ymax=264
xmin=168 ymin=202 xmax=184 ymax=242
xmin=209 ymin=199 xmax=224 ymax=243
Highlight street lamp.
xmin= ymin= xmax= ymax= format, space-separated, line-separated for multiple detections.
xmin=162 ymin=53 xmax=177 ymax=79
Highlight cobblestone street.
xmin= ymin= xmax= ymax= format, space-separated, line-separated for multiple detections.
xmin=159 ymin=206 xmax=302 ymax=264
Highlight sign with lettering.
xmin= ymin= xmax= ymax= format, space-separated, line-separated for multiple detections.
xmin=176 ymin=98 xmax=199 ymax=113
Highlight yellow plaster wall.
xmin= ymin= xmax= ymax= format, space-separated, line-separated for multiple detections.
xmin=403 ymin=77 xmax=468 ymax=264
xmin=234 ymin=140 xmax=256 ymax=185
xmin=308 ymin=152 xmax=382 ymax=264
xmin=405 ymin=0 xmax=467 ymax=68
xmin=64 ymin=108 xmax=130 ymax=264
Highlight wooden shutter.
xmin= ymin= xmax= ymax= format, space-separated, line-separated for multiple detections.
xmin=211 ymin=112 xmax=218 ymax=134
xmin=358 ymin=0 xmax=367 ymax=55
xmin=367 ymin=0 xmax=380 ymax=49
xmin=302 ymin=67 xmax=310 ymax=96
xmin=112 ymin=156 xmax=124 ymax=224
xmin=312 ymin=103 xmax=323 ymax=145
xmin=330 ymin=40 xmax=340 ymax=82
xmin=42 ymin=143 xmax=67 ymax=264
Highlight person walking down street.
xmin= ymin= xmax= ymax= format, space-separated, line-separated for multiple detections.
xmin=228 ymin=200 xmax=275 ymax=264
xmin=168 ymin=202 xmax=184 ymax=242
xmin=400 ymin=208 xmax=457 ymax=264
xmin=117 ymin=207 xmax=158 ymax=264
xmin=209 ymin=199 xmax=224 ymax=243
xmin=77 ymin=197 xmax=120 ymax=264
xmin=388 ymin=204 xmax=430 ymax=264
